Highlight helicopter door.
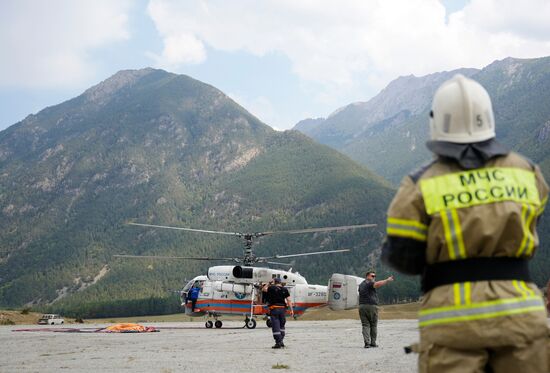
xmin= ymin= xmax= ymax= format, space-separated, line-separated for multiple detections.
xmin=182 ymin=280 xmax=195 ymax=315
xmin=198 ymin=281 xmax=212 ymax=311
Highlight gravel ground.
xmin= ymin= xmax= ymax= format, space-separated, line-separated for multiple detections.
xmin=0 ymin=319 xmax=419 ymax=373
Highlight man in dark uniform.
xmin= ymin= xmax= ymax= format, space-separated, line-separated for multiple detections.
xmin=262 ymin=277 xmax=294 ymax=349
xmin=358 ymin=271 xmax=394 ymax=348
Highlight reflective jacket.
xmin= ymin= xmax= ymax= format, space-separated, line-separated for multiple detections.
xmin=383 ymin=150 xmax=548 ymax=349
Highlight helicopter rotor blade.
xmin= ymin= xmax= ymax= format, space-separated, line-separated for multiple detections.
xmin=261 ymin=223 xmax=376 ymax=235
xmin=128 ymin=222 xmax=375 ymax=238
xmin=113 ymin=254 xmax=239 ymax=262
xmin=265 ymin=261 xmax=294 ymax=266
xmin=127 ymin=222 xmax=242 ymax=237
xmin=266 ymin=248 xmax=351 ymax=259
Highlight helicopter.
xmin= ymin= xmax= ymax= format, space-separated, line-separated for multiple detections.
xmin=115 ymin=222 xmax=373 ymax=329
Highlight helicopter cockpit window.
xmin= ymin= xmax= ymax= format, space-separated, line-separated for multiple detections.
xmin=183 ymin=279 xmax=195 ymax=292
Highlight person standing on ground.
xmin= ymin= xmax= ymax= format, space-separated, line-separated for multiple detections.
xmin=262 ymin=277 xmax=294 ymax=349
xmin=382 ymin=74 xmax=549 ymax=372
xmin=358 ymin=271 xmax=394 ymax=348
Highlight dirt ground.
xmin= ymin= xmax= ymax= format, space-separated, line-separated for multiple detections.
xmin=1 ymin=319 xmax=419 ymax=373
xmin=0 ymin=303 xmax=421 ymax=326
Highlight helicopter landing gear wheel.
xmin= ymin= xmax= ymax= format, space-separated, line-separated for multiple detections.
xmin=266 ymin=319 xmax=272 ymax=328
xmin=245 ymin=318 xmax=257 ymax=329
xmin=214 ymin=320 xmax=223 ymax=328
xmin=205 ymin=320 xmax=213 ymax=328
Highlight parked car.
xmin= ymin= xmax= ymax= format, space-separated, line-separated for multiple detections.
xmin=38 ymin=314 xmax=64 ymax=325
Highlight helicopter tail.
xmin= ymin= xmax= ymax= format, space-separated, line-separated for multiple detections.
xmin=327 ymin=274 xmax=364 ymax=310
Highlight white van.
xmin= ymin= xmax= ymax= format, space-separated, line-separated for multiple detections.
xmin=38 ymin=314 xmax=64 ymax=325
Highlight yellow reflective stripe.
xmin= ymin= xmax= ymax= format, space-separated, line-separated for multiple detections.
xmin=387 ymin=218 xmax=428 ymax=230
xmin=420 ymin=167 xmax=540 ymax=214
xmin=513 ymin=280 xmax=527 ymax=297
xmin=387 ymin=218 xmax=427 ymax=241
xmin=516 ymin=204 xmax=536 ymax=257
xmin=419 ymin=296 xmax=544 ymax=327
xmin=387 ymin=228 xmax=427 ymax=241
xmin=419 ymin=295 xmax=540 ymax=316
xmin=524 ymin=206 xmax=537 ymax=256
xmin=441 ymin=210 xmax=456 ymax=259
xmin=420 ymin=306 xmax=544 ymax=327
xmin=515 ymin=205 xmax=529 ymax=257
xmin=454 ymin=282 xmax=472 ymax=306
xmin=524 ymin=219 xmax=537 ymax=255
xmin=519 ymin=281 xmax=535 ymax=297
xmin=388 ymin=217 xmax=428 ymax=233
xmin=537 ymin=196 xmax=547 ymax=216
xmin=451 ymin=209 xmax=467 ymax=258
xmin=441 ymin=209 xmax=466 ymax=260
xmin=453 ymin=283 xmax=461 ymax=305
xmin=464 ymin=282 xmax=471 ymax=306
xmin=512 ymin=280 xmax=535 ymax=298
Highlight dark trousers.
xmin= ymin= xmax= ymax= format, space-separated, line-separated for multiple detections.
xmin=191 ymin=299 xmax=197 ymax=311
xmin=359 ymin=304 xmax=378 ymax=345
xmin=269 ymin=308 xmax=286 ymax=344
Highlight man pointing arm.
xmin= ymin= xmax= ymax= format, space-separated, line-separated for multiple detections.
xmin=358 ymin=271 xmax=394 ymax=348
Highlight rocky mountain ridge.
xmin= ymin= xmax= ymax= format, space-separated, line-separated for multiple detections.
xmin=295 ymin=56 xmax=550 ymax=184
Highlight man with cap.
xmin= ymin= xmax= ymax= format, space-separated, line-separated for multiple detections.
xmin=382 ymin=74 xmax=548 ymax=372
xmin=262 ymin=277 xmax=294 ymax=349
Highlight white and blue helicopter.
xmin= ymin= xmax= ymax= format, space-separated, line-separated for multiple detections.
xmin=116 ymin=222 xmax=372 ymax=328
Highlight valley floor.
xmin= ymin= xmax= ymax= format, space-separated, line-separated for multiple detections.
xmin=1 ymin=319 xmax=419 ymax=373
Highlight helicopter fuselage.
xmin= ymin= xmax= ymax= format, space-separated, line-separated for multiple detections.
xmin=181 ymin=265 xmax=328 ymax=321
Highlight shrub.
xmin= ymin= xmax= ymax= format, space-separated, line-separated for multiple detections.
xmin=272 ymin=363 xmax=289 ymax=369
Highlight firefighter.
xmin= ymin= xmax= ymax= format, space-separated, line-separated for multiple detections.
xmin=382 ymin=74 xmax=549 ymax=372
xmin=262 ymin=277 xmax=294 ymax=349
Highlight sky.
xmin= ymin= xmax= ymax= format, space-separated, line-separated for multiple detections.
xmin=2 ymin=0 xmax=550 ymax=131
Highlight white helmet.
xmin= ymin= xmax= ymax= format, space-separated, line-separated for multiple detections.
xmin=430 ymin=74 xmax=495 ymax=143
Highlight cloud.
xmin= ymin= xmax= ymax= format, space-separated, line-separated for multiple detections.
xmin=147 ymin=33 xmax=206 ymax=67
xmin=0 ymin=0 xmax=132 ymax=88
xmin=146 ymin=0 xmax=550 ymax=94
xmin=459 ymin=0 xmax=550 ymax=41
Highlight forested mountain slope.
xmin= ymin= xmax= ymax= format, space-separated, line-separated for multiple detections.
xmin=0 ymin=68 xmax=403 ymax=315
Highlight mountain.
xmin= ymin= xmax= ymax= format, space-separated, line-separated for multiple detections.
xmin=296 ymin=67 xmax=479 ymax=150
xmin=0 ymin=68 xmax=403 ymax=315
xmin=295 ymin=57 xmax=550 ymax=184
xmin=295 ymin=56 xmax=550 ymax=285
